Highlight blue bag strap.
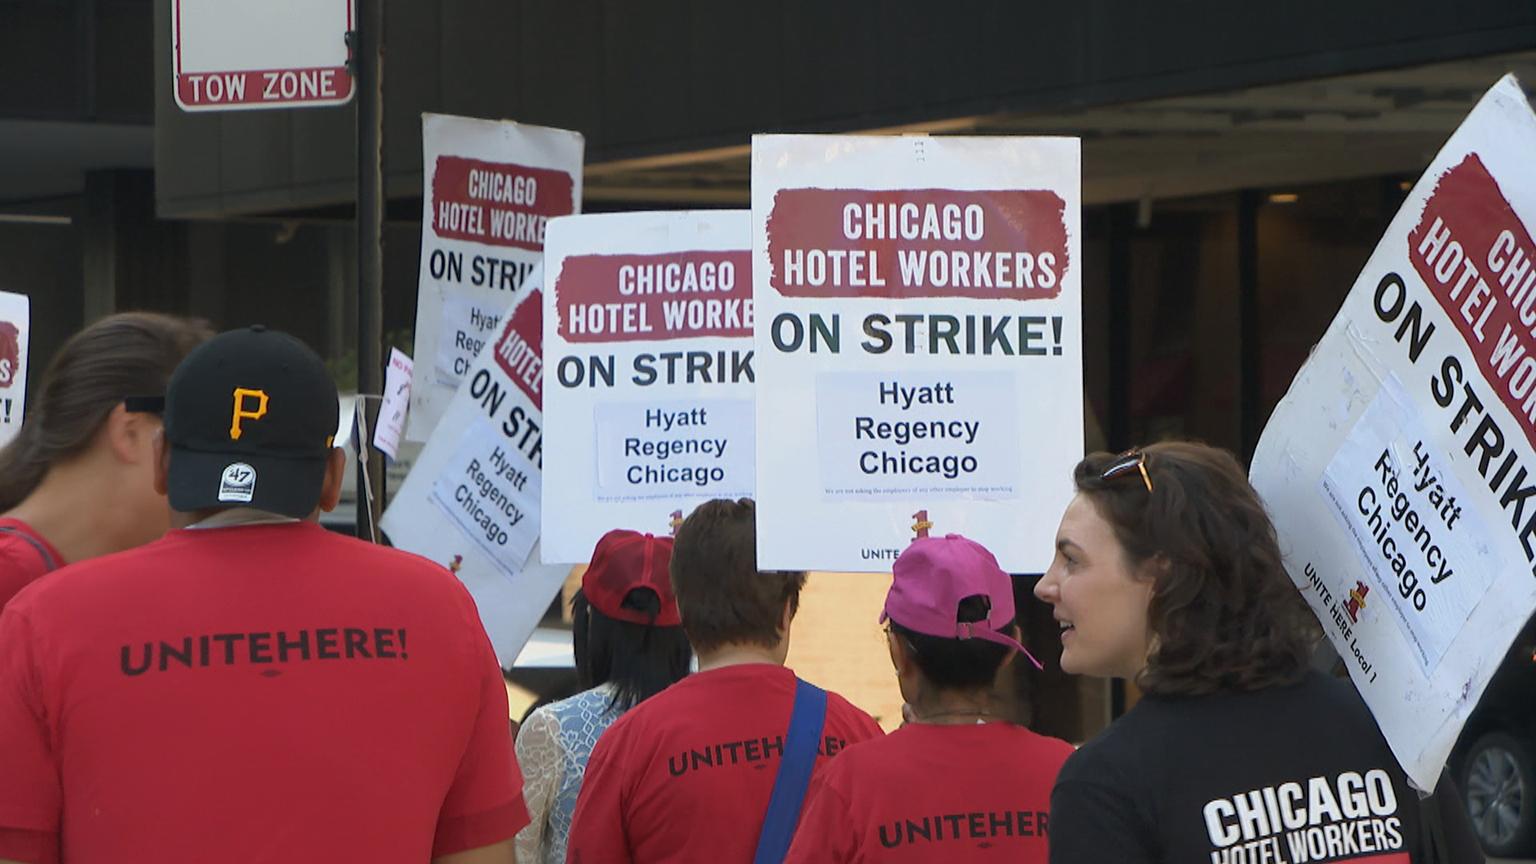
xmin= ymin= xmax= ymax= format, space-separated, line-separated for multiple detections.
xmin=0 ymin=525 xmax=58 ymax=573
xmin=753 ymin=677 xmax=829 ymax=864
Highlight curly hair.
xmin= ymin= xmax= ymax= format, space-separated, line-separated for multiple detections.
xmin=1074 ymin=441 xmax=1320 ymax=696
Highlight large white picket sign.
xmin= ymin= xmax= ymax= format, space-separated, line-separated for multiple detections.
xmin=542 ymin=212 xmax=755 ymax=563
xmin=406 ymin=113 xmax=583 ymax=442
xmin=752 ymin=135 xmax=1083 ymax=572
xmin=383 ymin=287 xmax=566 ymax=666
xmin=1251 ymin=75 xmax=1536 ymax=791
xmin=0 ymin=292 xmax=28 ymax=449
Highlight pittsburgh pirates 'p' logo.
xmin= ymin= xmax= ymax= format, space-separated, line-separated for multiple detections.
xmin=230 ymin=388 xmax=269 ymax=440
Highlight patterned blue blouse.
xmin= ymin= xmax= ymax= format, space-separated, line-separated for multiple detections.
xmin=513 ymin=685 xmax=625 ymax=864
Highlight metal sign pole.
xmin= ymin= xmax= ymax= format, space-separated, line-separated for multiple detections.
xmin=354 ymin=0 xmax=385 ymax=541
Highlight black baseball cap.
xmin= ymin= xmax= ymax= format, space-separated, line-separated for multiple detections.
xmin=163 ymin=325 xmax=340 ymax=518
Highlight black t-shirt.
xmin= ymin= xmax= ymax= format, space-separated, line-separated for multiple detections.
xmin=1049 ymin=671 xmax=1465 ymax=864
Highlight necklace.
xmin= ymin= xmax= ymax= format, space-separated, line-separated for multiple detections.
xmin=913 ymin=708 xmax=992 ymax=725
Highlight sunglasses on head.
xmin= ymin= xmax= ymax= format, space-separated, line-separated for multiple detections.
xmin=1101 ymin=448 xmax=1153 ymax=493
xmin=123 ymin=396 xmax=165 ymax=415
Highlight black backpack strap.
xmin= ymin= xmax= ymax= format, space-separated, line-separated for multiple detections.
xmin=0 ymin=525 xmax=59 ymax=574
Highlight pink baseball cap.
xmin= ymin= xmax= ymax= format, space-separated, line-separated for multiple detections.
xmin=880 ymin=534 xmax=1043 ymax=670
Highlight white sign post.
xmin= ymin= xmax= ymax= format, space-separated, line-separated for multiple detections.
xmin=752 ymin=135 xmax=1083 ymax=573
xmin=542 ymin=211 xmax=756 ymax=564
xmin=1251 ymin=75 xmax=1536 ymax=791
xmin=382 ymin=289 xmax=565 ymax=667
xmin=172 ymin=0 xmax=355 ymax=111
xmin=406 ymin=114 xmax=584 ymax=442
xmin=0 ymin=292 xmax=29 ymax=449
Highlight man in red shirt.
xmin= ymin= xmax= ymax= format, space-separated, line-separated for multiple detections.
xmin=567 ymin=498 xmax=884 ymax=863
xmin=0 ymin=326 xmax=527 ymax=864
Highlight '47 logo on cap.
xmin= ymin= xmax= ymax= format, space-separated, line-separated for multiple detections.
xmin=230 ymin=388 xmax=269 ymax=440
xmin=218 ymin=462 xmax=257 ymax=503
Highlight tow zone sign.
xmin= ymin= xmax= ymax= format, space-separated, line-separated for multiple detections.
xmin=172 ymin=0 xmax=355 ymax=111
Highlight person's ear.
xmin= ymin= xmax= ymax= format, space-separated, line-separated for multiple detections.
xmin=318 ymin=448 xmax=346 ymax=512
xmin=152 ymin=427 xmax=171 ymax=496
xmin=1135 ymin=553 xmax=1171 ymax=586
xmin=887 ymin=630 xmax=918 ymax=678
xmin=779 ymin=596 xmax=795 ymax=636
xmin=102 ymin=404 xmax=149 ymax=465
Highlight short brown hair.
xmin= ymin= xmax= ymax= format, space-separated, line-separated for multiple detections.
xmin=669 ymin=498 xmax=807 ymax=654
xmin=1074 ymin=441 xmax=1320 ymax=696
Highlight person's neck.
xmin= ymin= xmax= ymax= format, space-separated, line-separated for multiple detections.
xmin=696 ymin=642 xmax=785 ymax=672
xmin=908 ymin=688 xmax=997 ymax=725
xmin=5 ymin=462 xmax=151 ymax=563
xmin=177 ymin=508 xmax=302 ymax=530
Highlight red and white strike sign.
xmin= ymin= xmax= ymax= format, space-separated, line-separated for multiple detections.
xmin=172 ymin=0 xmax=354 ymax=112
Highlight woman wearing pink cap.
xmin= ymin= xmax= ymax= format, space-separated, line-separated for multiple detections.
xmin=784 ymin=533 xmax=1074 ymax=863
xmin=513 ymin=529 xmax=692 ymax=864
xmin=1034 ymin=441 xmax=1483 ymax=863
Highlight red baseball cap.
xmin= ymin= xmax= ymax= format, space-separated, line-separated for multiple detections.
xmin=880 ymin=534 xmax=1043 ymax=670
xmin=582 ymin=529 xmax=681 ymax=627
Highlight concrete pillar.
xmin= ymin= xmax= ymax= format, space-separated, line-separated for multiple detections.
xmin=186 ymin=221 xmax=227 ymax=326
xmin=328 ymin=225 xmax=356 ymax=362
xmin=78 ymin=169 xmax=188 ymax=321
xmin=79 ymin=171 xmax=120 ymax=322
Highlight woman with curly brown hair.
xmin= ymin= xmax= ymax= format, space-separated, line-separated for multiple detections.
xmin=1034 ymin=441 xmax=1483 ymax=864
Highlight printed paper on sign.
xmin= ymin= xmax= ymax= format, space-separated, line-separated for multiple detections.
xmin=592 ymin=399 xmax=754 ymax=501
xmin=373 ymin=349 xmax=414 ymax=461
xmin=1250 ymin=75 xmax=1536 ymax=791
xmin=1320 ymin=375 xmax=1499 ymax=676
xmin=752 ymin=135 xmax=1083 ymax=572
xmin=407 ymin=113 xmax=583 ymax=443
xmin=0 ymin=291 xmax=30 ymax=448
xmin=428 ymin=416 xmax=540 ymax=578
xmin=432 ymin=296 xmax=503 ymax=389
xmin=541 ymin=211 xmax=759 ymax=563
xmin=814 ymin=371 xmax=1020 ymax=500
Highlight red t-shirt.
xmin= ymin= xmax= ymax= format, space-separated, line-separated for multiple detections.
xmin=0 ymin=521 xmax=527 ymax=864
xmin=567 ymin=663 xmax=884 ymax=863
xmin=0 ymin=518 xmax=63 ymax=610
xmin=784 ymin=721 xmax=1074 ymax=863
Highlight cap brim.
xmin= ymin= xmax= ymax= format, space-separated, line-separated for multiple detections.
xmin=167 ymin=447 xmax=328 ymax=519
